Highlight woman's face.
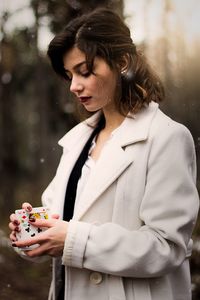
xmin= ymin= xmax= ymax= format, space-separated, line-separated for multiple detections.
xmin=63 ymin=46 xmax=119 ymax=112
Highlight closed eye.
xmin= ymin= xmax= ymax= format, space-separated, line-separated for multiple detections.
xmin=64 ymin=60 xmax=94 ymax=80
xmin=79 ymin=71 xmax=91 ymax=78
xmin=65 ymin=70 xmax=91 ymax=82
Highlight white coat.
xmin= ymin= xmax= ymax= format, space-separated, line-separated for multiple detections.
xmin=42 ymin=101 xmax=199 ymax=300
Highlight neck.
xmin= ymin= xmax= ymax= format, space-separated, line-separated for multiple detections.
xmin=102 ymin=108 xmax=126 ymax=133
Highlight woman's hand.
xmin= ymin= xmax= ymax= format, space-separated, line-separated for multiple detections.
xmin=9 ymin=202 xmax=66 ymax=258
xmin=9 ymin=202 xmax=33 ymax=242
xmin=12 ymin=217 xmax=68 ymax=258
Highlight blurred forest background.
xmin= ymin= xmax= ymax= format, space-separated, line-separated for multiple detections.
xmin=0 ymin=0 xmax=200 ymax=299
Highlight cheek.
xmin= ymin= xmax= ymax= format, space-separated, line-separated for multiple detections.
xmin=104 ymin=79 xmax=117 ymax=100
xmin=95 ymin=77 xmax=117 ymax=97
xmin=92 ymin=78 xmax=105 ymax=92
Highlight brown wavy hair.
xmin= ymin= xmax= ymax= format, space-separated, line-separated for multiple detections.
xmin=47 ymin=8 xmax=164 ymax=115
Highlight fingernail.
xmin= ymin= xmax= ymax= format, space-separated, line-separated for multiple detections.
xmin=27 ymin=206 xmax=32 ymax=211
xmin=12 ymin=243 xmax=17 ymax=247
xmin=14 ymin=220 xmax=20 ymax=226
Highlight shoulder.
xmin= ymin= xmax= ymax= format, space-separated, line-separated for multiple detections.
xmin=150 ymin=107 xmax=194 ymax=144
xmin=148 ymin=107 xmax=196 ymax=163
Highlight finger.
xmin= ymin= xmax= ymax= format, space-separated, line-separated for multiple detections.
xmin=10 ymin=232 xmax=17 ymax=242
xmin=9 ymin=222 xmax=19 ymax=231
xmin=9 ymin=222 xmax=16 ymax=231
xmin=10 ymin=214 xmax=20 ymax=225
xmin=22 ymin=202 xmax=32 ymax=212
xmin=24 ymin=243 xmax=49 ymax=258
xmin=29 ymin=218 xmax=56 ymax=228
xmin=12 ymin=233 xmax=45 ymax=248
xmin=51 ymin=214 xmax=60 ymax=219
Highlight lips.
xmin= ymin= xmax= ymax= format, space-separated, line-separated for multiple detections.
xmin=78 ymin=96 xmax=92 ymax=103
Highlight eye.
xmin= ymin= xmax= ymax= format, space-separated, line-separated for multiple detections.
xmin=80 ymin=71 xmax=91 ymax=78
xmin=78 ymin=64 xmax=91 ymax=78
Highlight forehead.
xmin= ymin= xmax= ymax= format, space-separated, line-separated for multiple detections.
xmin=63 ymin=46 xmax=86 ymax=70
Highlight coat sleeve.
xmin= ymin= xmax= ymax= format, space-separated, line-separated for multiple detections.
xmin=62 ymin=123 xmax=199 ymax=278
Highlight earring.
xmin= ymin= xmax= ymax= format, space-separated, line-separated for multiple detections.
xmin=121 ymin=69 xmax=126 ymax=75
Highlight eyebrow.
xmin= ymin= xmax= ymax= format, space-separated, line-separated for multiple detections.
xmin=64 ymin=61 xmax=87 ymax=73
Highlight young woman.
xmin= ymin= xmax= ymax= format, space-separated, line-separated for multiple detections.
xmin=9 ymin=8 xmax=199 ymax=300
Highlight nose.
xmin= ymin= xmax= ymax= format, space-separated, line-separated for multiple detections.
xmin=70 ymin=76 xmax=84 ymax=94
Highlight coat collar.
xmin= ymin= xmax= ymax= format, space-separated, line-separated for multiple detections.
xmin=113 ymin=101 xmax=159 ymax=148
xmin=58 ymin=101 xmax=159 ymax=150
xmin=58 ymin=111 xmax=100 ymax=151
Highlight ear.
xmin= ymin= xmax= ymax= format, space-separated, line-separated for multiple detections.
xmin=118 ymin=54 xmax=130 ymax=74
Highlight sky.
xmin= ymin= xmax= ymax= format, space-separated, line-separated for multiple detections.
xmin=0 ymin=0 xmax=200 ymax=51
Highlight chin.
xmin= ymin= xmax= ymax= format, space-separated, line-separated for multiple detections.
xmin=84 ymin=105 xmax=100 ymax=112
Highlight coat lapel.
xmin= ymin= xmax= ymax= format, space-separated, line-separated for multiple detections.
xmin=55 ymin=121 xmax=94 ymax=216
xmin=73 ymin=140 xmax=134 ymax=220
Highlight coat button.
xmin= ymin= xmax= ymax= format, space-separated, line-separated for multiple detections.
xmin=89 ymin=272 xmax=103 ymax=284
